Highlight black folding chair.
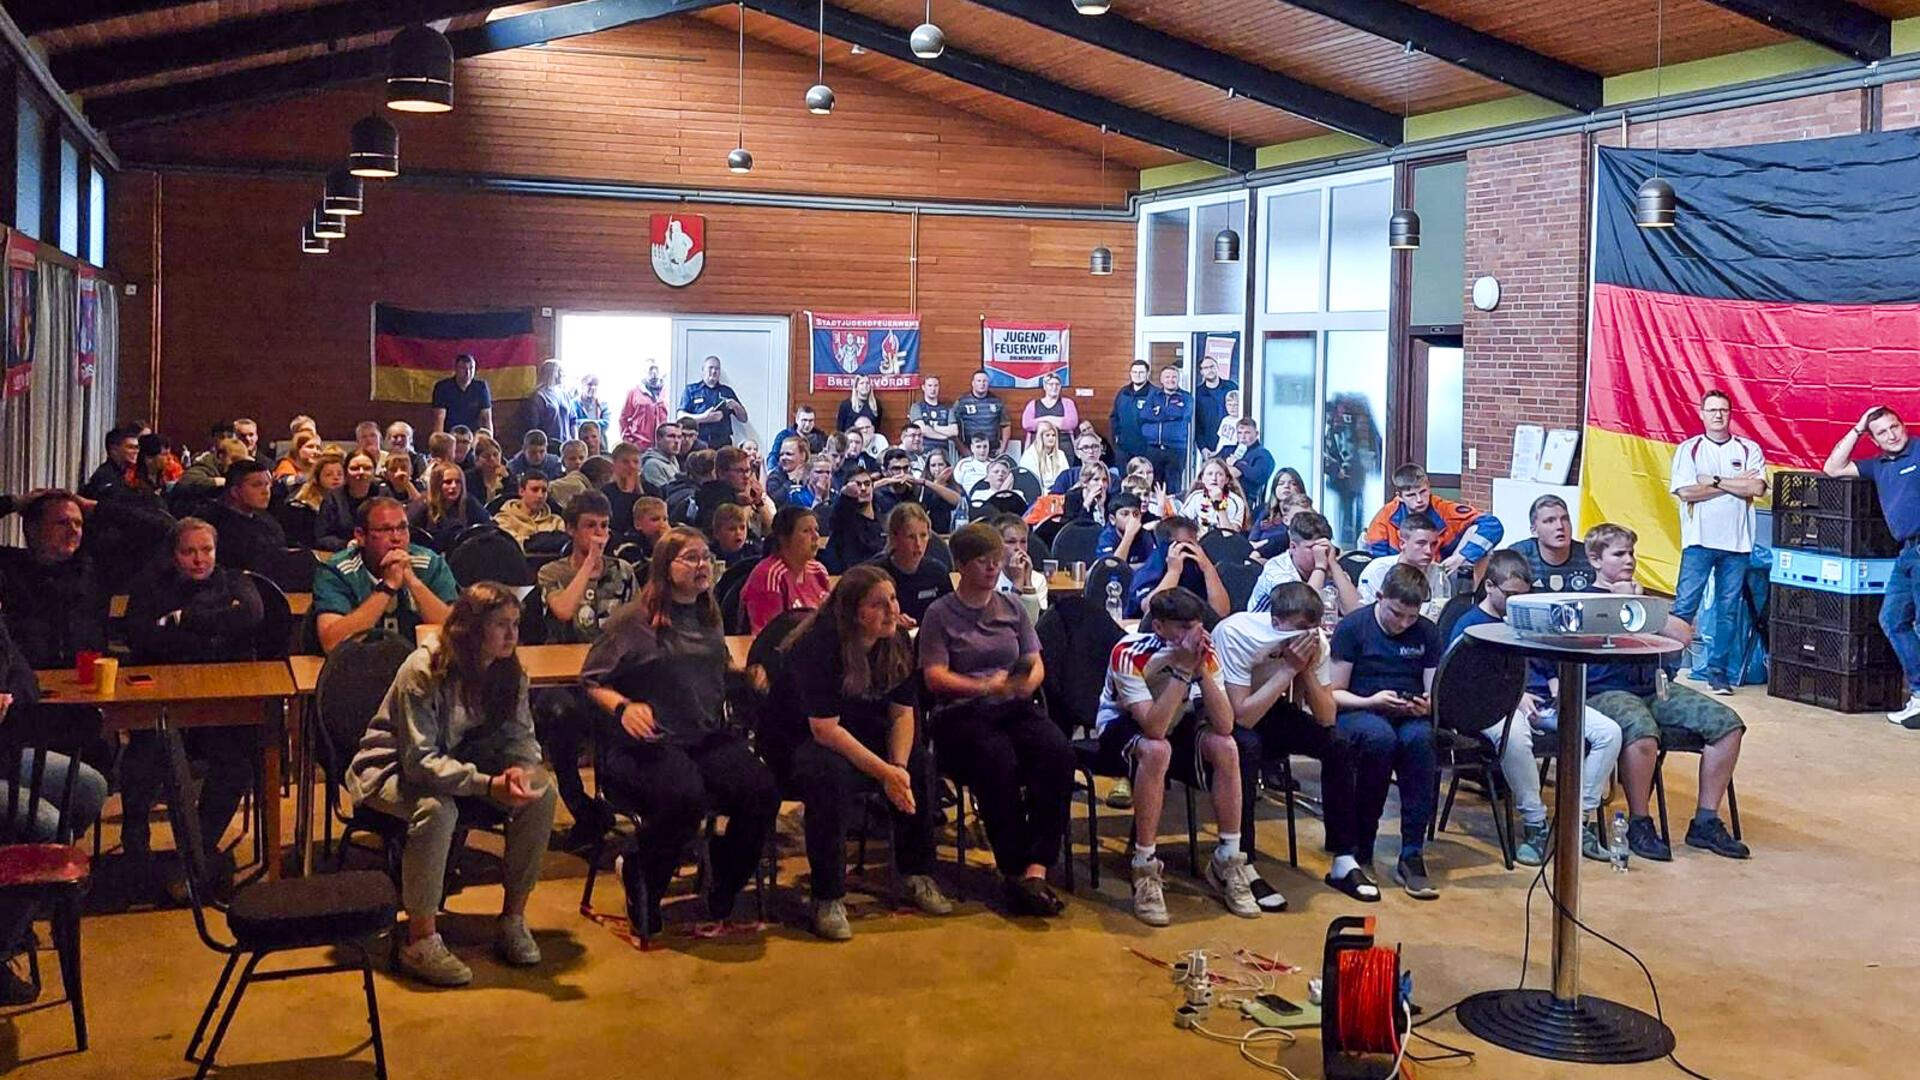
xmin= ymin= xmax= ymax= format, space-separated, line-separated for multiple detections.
xmin=1200 ymin=531 xmax=1253 ymax=566
xmin=1025 ymin=531 xmax=1053 ymax=568
xmin=242 ymin=571 xmax=294 ymax=662
xmin=0 ymin=706 xmax=102 ymax=1052
xmin=714 ymin=559 xmax=758 ymax=636
xmin=1429 ymin=633 xmax=1530 ymax=869
xmin=254 ymin=546 xmax=318 ymax=595
xmin=1049 ymin=521 xmax=1101 ymax=570
xmin=1082 ymin=557 xmax=1134 ymax=609
xmin=446 ymin=528 xmax=534 ymax=587
xmin=925 ymin=534 xmax=953 ymax=570
xmin=161 ymin=722 xmax=395 ymax=1080
xmin=1337 ymin=550 xmax=1373 ymax=582
xmin=1653 ymin=729 xmax=1742 ymax=846
xmin=310 ymin=631 xmax=417 ymax=874
xmin=1215 ymin=560 xmax=1263 ymax=614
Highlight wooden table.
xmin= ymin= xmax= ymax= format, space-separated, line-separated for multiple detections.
xmin=37 ymin=661 xmax=297 ymax=879
xmin=518 ymin=643 xmax=592 ymax=686
xmin=110 ymin=592 xmax=312 ymax=618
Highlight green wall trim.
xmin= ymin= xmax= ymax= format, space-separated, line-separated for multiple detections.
xmin=1603 ymin=40 xmax=1843 ymax=104
xmin=1404 ymin=95 xmax=1572 ymax=141
xmin=1255 ymin=132 xmax=1376 ymax=168
xmin=1139 ymin=161 xmax=1229 ymax=190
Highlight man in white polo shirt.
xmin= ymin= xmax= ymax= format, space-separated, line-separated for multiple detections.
xmin=1669 ymin=389 xmax=1767 ymax=696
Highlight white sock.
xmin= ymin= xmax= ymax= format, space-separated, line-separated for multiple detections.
xmin=1331 ymin=855 xmax=1360 ymax=879
xmin=1214 ymin=833 xmax=1242 ymax=863
xmin=1132 ymin=844 xmax=1157 ymax=869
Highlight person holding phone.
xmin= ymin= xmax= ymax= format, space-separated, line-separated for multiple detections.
xmin=348 ymin=582 xmax=560 ymax=987
xmin=918 ymin=523 xmax=1074 ymax=918
xmin=1327 ymin=564 xmax=1442 ymax=901
xmin=761 ymin=567 xmax=952 ymax=940
xmin=1096 ymin=586 xmax=1256 ymax=926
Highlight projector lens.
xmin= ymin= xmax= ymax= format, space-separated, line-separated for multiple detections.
xmin=1552 ymin=603 xmax=1581 ymax=634
xmin=1621 ymin=599 xmax=1646 ymax=633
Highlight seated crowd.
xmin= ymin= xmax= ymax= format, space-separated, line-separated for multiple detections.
xmin=0 ymin=370 xmax=1752 ymax=996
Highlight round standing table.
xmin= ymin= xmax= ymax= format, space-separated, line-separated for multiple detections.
xmin=1453 ymin=622 xmax=1680 ymax=1064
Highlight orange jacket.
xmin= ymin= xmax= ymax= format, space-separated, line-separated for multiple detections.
xmin=1363 ymin=494 xmax=1502 ymax=560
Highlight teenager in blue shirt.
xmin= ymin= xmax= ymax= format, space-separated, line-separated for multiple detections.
xmin=1139 ymin=365 xmax=1192 ymax=489
xmin=1327 ymin=564 xmax=1441 ymax=901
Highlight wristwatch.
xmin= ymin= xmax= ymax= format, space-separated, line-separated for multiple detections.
xmin=1709 ymin=476 xmax=1722 ymax=489
xmin=374 ymin=580 xmax=400 ymax=596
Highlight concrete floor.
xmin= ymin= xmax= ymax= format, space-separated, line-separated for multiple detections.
xmin=3 ymin=687 xmax=1914 ymax=1080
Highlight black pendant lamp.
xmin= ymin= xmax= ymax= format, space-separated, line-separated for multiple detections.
xmin=387 ymin=25 xmax=454 ymax=113
xmin=1090 ymin=125 xmax=1113 ymax=276
xmin=312 ymin=205 xmax=348 ymax=240
xmin=1635 ymin=0 xmax=1677 ymax=229
xmin=805 ymin=0 xmax=834 ymax=114
xmin=1211 ymin=91 xmax=1241 ymax=263
xmin=301 ymin=223 xmax=330 ymax=254
xmin=1388 ymin=42 xmax=1421 ymax=250
xmin=728 ymin=4 xmax=753 ymax=173
xmin=323 ymin=167 xmax=364 ymax=216
xmin=349 ymin=115 xmax=400 ymax=178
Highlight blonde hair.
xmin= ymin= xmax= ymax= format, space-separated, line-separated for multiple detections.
xmin=293 ymin=446 xmax=345 ymax=510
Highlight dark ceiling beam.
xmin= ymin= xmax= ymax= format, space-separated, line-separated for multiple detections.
xmin=12 ymin=0 xmax=196 ymax=37
xmin=52 ymin=0 xmax=500 ymax=93
xmin=1700 ymin=0 xmax=1889 ymax=63
xmin=743 ymin=0 xmax=1255 ymax=169
xmin=1277 ymin=0 xmax=1603 ymax=113
xmin=85 ymin=0 xmax=729 ymax=130
xmin=962 ymin=0 xmax=1400 ymax=146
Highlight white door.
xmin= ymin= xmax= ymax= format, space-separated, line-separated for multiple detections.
xmin=670 ymin=316 xmax=789 ymax=451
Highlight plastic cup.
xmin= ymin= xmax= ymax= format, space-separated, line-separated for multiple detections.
xmin=93 ymin=657 xmax=120 ymax=692
xmin=74 ymin=650 xmax=100 ymax=682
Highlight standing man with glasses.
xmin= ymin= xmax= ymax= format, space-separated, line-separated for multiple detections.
xmin=1825 ymin=405 xmax=1920 ymax=726
xmin=1670 ymin=389 xmax=1766 ymax=696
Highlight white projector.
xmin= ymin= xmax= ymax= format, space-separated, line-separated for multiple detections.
xmin=1506 ymin=592 xmax=1668 ymax=639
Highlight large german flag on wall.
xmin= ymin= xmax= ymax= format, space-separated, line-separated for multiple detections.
xmin=370 ymin=303 xmax=538 ymax=403
xmin=1583 ymin=131 xmax=1920 ymax=592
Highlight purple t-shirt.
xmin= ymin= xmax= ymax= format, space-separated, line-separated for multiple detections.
xmin=918 ymin=590 xmax=1039 ymax=685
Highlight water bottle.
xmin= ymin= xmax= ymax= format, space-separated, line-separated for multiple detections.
xmin=1608 ymin=811 xmax=1630 ymax=873
xmin=1320 ymin=582 xmax=1340 ymax=631
xmin=1106 ymin=579 xmax=1126 ymax=625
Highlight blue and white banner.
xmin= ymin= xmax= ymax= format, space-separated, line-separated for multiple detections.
xmin=982 ymin=319 xmax=1070 ymax=388
xmin=808 ymin=311 xmax=922 ymax=391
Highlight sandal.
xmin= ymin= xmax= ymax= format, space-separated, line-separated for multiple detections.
xmin=1324 ymin=866 xmax=1381 ymax=903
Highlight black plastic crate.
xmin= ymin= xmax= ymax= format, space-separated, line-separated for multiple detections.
xmin=1772 ymin=508 xmax=1899 ymax=557
xmin=1769 ymin=617 xmax=1897 ymax=672
xmin=1768 ymin=656 xmax=1906 ymax=713
xmin=1772 ymin=471 xmax=1881 ymax=517
xmin=1771 ymin=584 xmax=1883 ymax=634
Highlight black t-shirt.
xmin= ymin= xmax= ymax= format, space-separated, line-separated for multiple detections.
xmin=603 ymin=482 xmax=641 ymax=534
xmin=764 ymin=623 xmax=915 ymax=767
xmin=204 ymin=503 xmax=288 ymax=574
xmin=0 ymin=547 xmax=108 ymax=668
xmin=870 ymin=553 xmax=953 ymax=622
xmin=1330 ymin=604 xmax=1440 ymax=699
xmin=431 ymin=376 xmax=492 ymax=431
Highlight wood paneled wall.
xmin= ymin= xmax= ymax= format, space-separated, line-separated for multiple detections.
xmin=105 ymin=13 xmax=1140 ymax=446
xmin=108 ymin=15 xmax=1134 ymax=206
xmin=110 ymin=173 xmax=1137 ymax=444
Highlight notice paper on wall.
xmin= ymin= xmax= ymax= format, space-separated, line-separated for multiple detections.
xmin=1510 ymin=424 xmax=1544 ymax=482
xmin=1537 ymin=429 xmax=1581 ymax=485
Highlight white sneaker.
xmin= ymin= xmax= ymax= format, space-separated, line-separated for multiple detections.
xmin=495 ymin=915 xmax=541 ymax=966
xmin=1131 ymin=858 xmax=1169 ymax=927
xmin=397 ymin=933 xmax=473 ymax=987
xmin=1888 ymin=694 xmax=1920 ymax=726
xmin=1206 ymin=853 xmax=1261 ymax=919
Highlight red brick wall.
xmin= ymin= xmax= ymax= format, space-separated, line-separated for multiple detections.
xmin=1459 ymin=89 xmax=1871 ymax=512
xmin=1461 ymin=133 xmax=1591 ymax=508
xmin=1877 ymin=78 xmax=1920 ymax=130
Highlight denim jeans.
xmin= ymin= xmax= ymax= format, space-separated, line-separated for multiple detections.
xmin=1880 ymin=545 xmax=1920 ymax=692
xmin=1672 ymin=545 xmax=1749 ymax=683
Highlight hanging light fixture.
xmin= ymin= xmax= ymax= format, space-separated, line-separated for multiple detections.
xmin=1212 ymin=89 xmax=1241 ymax=263
xmin=728 ymin=4 xmax=754 ymax=173
xmin=348 ymin=114 xmax=400 ymax=178
xmin=1635 ymin=0 xmax=1676 ymax=228
xmin=301 ymin=223 xmax=330 ymax=255
xmin=1073 ymin=0 xmax=1111 ymax=13
xmin=805 ymin=0 xmax=835 ymax=114
xmin=312 ymin=205 xmax=347 ymax=240
xmin=911 ymin=0 xmax=945 ymax=59
xmin=1090 ymin=125 xmax=1114 ymax=275
xmin=323 ymin=167 xmax=364 ymax=216
xmin=1389 ymin=42 xmax=1421 ymax=250
xmin=386 ymin=24 xmax=454 ymax=113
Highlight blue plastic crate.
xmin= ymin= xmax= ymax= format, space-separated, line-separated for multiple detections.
xmin=1770 ymin=548 xmax=1894 ymax=595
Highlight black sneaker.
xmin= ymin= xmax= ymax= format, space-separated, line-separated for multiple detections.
xmin=0 ymin=960 xmax=37 ymax=1005
xmin=1393 ymin=855 xmax=1439 ymax=900
xmin=1626 ymin=815 xmax=1671 ymax=862
xmin=1006 ymin=875 xmax=1066 ymax=917
xmin=1684 ymin=816 xmax=1751 ymax=859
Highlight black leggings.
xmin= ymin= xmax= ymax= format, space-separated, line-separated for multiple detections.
xmin=600 ymin=734 xmax=778 ymax=921
xmin=120 ymin=728 xmax=257 ymax=861
xmin=533 ymin=690 xmax=599 ymax=830
xmin=779 ymin=734 xmax=938 ymax=901
xmin=1237 ymin=702 xmax=1358 ymax=858
xmin=930 ymin=699 xmax=1074 ymax=875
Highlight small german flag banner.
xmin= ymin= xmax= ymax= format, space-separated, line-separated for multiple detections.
xmin=370 ymin=303 xmax=537 ymax=403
